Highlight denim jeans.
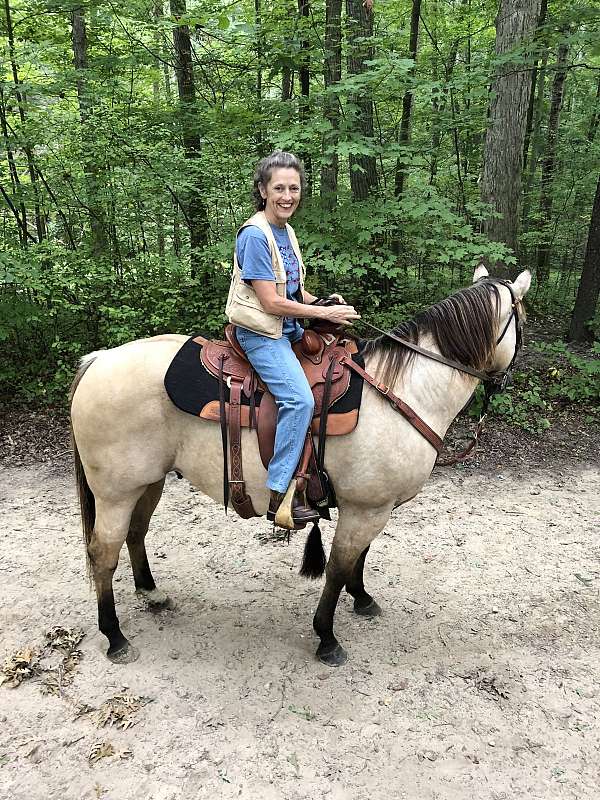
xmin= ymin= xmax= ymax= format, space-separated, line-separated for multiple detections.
xmin=235 ymin=327 xmax=314 ymax=493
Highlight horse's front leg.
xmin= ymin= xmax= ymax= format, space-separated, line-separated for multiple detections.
xmin=345 ymin=546 xmax=382 ymax=617
xmin=313 ymin=505 xmax=391 ymax=666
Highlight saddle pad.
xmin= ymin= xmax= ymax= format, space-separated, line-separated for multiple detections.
xmin=164 ymin=335 xmax=364 ymax=434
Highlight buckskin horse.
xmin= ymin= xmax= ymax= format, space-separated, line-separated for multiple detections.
xmin=70 ymin=266 xmax=531 ymax=666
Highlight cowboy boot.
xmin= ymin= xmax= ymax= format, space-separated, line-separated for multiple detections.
xmin=267 ymin=486 xmax=319 ymax=529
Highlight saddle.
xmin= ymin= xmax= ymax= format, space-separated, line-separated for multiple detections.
xmin=196 ymin=324 xmax=359 ymax=519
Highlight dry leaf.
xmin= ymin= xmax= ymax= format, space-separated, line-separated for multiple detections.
xmin=94 ymin=693 xmax=151 ymax=731
xmin=1 ymin=648 xmax=39 ymax=688
xmin=88 ymin=741 xmax=115 ymax=764
xmin=45 ymin=626 xmax=84 ymax=652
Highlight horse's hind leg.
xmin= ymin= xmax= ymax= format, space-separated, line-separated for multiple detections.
xmin=126 ymin=479 xmax=172 ymax=608
xmin=345 ymin=546 xmax=382 ymax=617
xmin=89 ymin=493 xmax=144 ymax=663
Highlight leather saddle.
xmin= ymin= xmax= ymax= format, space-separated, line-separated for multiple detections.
xmin=199 ymin=325 xmax=358 ymax=462
xmin=196 ymin=324 xmax=359 ymax=519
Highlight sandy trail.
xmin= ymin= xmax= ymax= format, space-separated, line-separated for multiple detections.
xmin=1 ymin=458 xmax=599 ymax=800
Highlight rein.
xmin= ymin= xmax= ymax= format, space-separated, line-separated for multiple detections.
xmin=354 ymin=278 xmax=523 ymax=465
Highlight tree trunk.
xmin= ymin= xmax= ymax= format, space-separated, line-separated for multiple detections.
xmin=587 ymin=74 xmax=600 ymax=144
xmin=567 ymin=174 xmax=600 ymax=342
xmin=521 ymin=46 xmax=548 ymax=232
xmin=298 ymin=0 xmax=312 ymax=192
xmin=71 ymin=7 xmax=110 ymax=257
xmin=320 ymin=0 xmax=342 ymax=207
xmin=4 ymin=0 xmax=45 ymax=243
xmin=170 ymin=0 xmax=209 ymax=275
xmin=522 ymin=0 xmax=548 ymax=175
xmin=282 ymin=66 xmax=293 ymax=101
xmin=346 ymin=0 xmax=377 ymax=200
xmin=0 ymin=85 xmax=26 ymax=245
xmin=153 ymin=1 xmax=166 ymax=257
xmin=255 ymin=0 xmax=263 ymax=152
xmin=535 ymin=39 xmax=569 ymax=284
xmin=394 ymin=0 xmax=422 ymax=200
xmin=479 ymin=0 xmax=540 ymax=265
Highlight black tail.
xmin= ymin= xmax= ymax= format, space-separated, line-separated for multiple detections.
xmin=69 ymin=357 xmax=97 ymax=582
xmin=73 ymin=434 xmax=96 ymax=582
xmin=299 ymin=521 xmax=327 ymax=579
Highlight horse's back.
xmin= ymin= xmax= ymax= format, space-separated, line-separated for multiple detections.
xmin=70 ymin=335 xmax=190 ymax=489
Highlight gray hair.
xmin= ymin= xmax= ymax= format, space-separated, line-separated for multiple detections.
xmin=252 ymin=150 xmax=306 ymax=210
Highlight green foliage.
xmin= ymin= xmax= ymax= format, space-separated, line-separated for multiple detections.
xmin=0 ymin=243 xmax=229 ymax=403
xmin=0 ymin=0 xmax=598 ymax=410
xmin=468 ymin=339 xmax=600 ymax=433
xmin=469 ymin=376 xmax=551 ymax=435
xmin=533 ymin=341 xmax=600 ymax=406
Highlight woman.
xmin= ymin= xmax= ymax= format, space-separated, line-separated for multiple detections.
xmin=226 ymin=151 xmax=360 ymax=527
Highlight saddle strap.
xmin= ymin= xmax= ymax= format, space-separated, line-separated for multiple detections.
xmin=317 ymin=355 xmax=337 ymax=476
xmin=228 ymin=378 xmax=259 ymax=519
xmin=340 ymin=356 xmax=444 ymax=454
xmin=219 ymin=356 xmax=229 ymax=513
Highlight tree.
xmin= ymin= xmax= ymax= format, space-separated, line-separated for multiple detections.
xmin=320 ymin=0 xmax=342 ymax=207
xmin=346 ymin=0 xmax=377 ymax=200
xmin=71 ymin=6 xmax=109 ymax=257
xmin=479 ymin=0 xmax=540 ymax=264
xmin=536 ymin=38 xmax=569 ymax=284
xmin=394 ymin=0 xmax=422 ymax=200
xmin=170 ymin=0 xmax=209 ymax=275
xmin=298 ymin=0 xmax=312 ymax=191
xmin=567 ymin=174 xmax=600 ymax=342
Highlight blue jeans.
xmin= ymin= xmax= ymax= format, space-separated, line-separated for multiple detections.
xmin=235 ymin=327 xmax=314 ymax=493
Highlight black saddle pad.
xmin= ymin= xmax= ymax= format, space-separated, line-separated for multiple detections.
xmin=164 ymin=335 xmax=364 ymax=418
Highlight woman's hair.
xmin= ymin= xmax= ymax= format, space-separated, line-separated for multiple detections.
xmin=252 ymin=150 xmax=306 ymax=210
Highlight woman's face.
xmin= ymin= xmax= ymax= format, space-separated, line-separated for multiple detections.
xmin=259 ymin=167 xmax=301 ymax=227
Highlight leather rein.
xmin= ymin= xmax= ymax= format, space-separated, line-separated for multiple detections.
xmin=351 ymin=278 xmax=524 ymax=464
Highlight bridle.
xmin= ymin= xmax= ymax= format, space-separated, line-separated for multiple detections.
xmin=357 ymin=277 xmax=524 ymax=464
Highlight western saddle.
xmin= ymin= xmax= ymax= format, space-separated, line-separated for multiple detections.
xmin=196 ymin=323 xmax=358 ymax=522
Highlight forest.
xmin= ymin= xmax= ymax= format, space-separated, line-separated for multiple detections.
xmin=0 ymin=0 xmax=599 ymax=421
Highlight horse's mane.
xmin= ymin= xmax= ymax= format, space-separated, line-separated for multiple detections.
xmin=361 ymin=281 xmax=502 ymax=388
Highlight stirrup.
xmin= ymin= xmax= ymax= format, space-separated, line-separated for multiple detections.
xmin=271 ymin=479 xmax=298 ymax=530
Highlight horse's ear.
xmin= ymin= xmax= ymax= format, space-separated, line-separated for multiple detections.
xmin=473 ymin=263 xmax=488 ymax=282
xmin=512 ymin=270 xmax=532 ymax=300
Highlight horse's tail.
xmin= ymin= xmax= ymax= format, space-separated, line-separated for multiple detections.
xmin=70 ymin=354 xmax=98 ymax=581
xmin=299 ymin=521 xmax=327 ymax=579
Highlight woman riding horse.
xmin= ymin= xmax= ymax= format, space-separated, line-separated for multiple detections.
xmin=226 ymin=150 xmax=360 ymax=528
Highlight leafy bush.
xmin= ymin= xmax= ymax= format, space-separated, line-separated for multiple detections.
xmin=0 ymin=244 xmax=230 ymax=405
xmin=534 ymin=342 xmax=600 ymax=407
xmin=468 ymin=340 xmax=600 ymax=433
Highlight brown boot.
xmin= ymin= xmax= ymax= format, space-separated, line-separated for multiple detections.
xmin=267 ymin=490 xmax=320 ymax=528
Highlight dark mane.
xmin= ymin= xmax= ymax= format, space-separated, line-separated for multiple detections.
xmin=361 ymin=281 xmax=502 ymax=387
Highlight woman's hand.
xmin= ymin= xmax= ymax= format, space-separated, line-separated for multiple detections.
xmin=318 ymin=303 xmax=361 ymax=326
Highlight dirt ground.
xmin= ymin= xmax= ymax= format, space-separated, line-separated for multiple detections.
xmin=1 ymin=414 xmax=599 ymax=800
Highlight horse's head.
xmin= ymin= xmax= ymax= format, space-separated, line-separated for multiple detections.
xmin=472 ymin=264 xmax=531 ymax=379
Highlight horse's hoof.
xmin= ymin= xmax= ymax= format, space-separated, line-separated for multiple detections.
xmin=354 ymin=598 xmax=382 ymax=617
xmin=317 ymin=642 xmax=348 ymax=667
xmin=107 ymin=642 xmax=140 ymax=664
xmin=137 ymin=588 xmax=174 ymax=610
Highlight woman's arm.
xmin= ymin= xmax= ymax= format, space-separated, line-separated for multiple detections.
xmin=252 ymin=281 xmax=360 ymax=325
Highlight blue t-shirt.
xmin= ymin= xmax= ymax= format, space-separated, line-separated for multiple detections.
xmin=236 ymin=223 xmax=304 ymax=340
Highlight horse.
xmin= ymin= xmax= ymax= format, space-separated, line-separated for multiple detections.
xmin=70 ymin=265 xmax=531 ymax=667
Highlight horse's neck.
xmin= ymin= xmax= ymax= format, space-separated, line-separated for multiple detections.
xmin=364 ymin=337 xmax=478 ymax=437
